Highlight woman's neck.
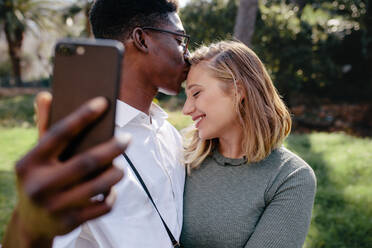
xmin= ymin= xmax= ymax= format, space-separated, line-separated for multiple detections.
xmin=217 ymin=126 xmax=245 ymax=159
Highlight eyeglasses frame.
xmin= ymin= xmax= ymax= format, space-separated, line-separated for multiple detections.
xmin=142 ymin=26 xmax=190 ymax=55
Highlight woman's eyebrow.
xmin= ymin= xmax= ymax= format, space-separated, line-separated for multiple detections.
xmin=186 ymin=84 xmax=201 ymax=90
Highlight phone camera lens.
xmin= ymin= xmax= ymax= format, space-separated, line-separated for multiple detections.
xmin=76 ymin=46 xmax=85 ymax=55
xmin=56 ymin=44 xmax=76 ymax=56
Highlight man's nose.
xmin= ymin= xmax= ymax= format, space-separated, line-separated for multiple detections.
xmin=184 ymin=49 xmax=191 ymax=66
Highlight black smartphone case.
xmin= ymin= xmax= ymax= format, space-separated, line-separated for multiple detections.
xmin=50 ymin=38 xmax=124 ymax=160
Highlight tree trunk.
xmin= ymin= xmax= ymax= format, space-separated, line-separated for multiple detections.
xmin=233 ymin=0 xmax=258 ymax=47
xmin=84 ymin=2 xmax=93 ymax=37
xmin=366 ymin=0 xmax=372 ymax=91
xmin=4 ymin=20 xmax=24 ymax=87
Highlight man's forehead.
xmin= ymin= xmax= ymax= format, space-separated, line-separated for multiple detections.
xmin=166 ymin=12 xmax=185 ymax=33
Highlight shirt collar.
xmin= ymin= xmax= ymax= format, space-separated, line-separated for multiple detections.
xmin=115 ymin=99 xmax=168 ymax=128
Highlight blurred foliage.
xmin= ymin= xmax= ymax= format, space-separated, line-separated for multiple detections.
xmin=0 ymin=61 xmax=12 ymax=87
xmin=181 ymin=0 xmax=237 ymax=50
xmin=62 ymin=0 xmax=93 ymax=37
xmin=0 ymin=94 xmax=35 ymax=127
xmin=0 ymin=0 xmax=65 ymax=86
xmin=180 ymin=0 xmax=372 ymax=105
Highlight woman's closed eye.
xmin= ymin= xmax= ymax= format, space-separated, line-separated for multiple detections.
xmin=192 ymin=91 xmax=200 ymax=97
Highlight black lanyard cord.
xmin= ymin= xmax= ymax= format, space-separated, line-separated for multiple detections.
xmin=122 ymin=153 xmax=181 ymax=247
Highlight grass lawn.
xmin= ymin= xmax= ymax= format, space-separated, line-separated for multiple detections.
xmin=1 ymin=128 xmax=371 ymax=246
xmin=0 ymin=127 xmax=37 ymax=240
xmin=0 ymin=95 xmax=371 ymax=246
xmin=285 ymin=133 xmax=372 ymax=247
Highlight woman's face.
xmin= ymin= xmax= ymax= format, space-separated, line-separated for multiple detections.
xmin=183 ymin=63 xmax=241 ymax=140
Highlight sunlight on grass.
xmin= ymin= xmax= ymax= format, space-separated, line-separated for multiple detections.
xmin=286 ymin=133 xmax=372 ymax=247
xmin=0 ymin=127 xmax=37 ymax=171
xmin=0 ymin=127 xmax=37 ymax=241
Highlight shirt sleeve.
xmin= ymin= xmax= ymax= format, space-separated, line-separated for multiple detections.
xmin=244 ymin=164 xmax=317 ymax=248
xmin=52 ymin=224 xmax=100 ymax=248
xmin=52 ymin=226 xmax=82 ymax=248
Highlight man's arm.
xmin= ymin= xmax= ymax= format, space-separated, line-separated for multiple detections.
xmin=3 ymin=95 xmax=130 ymax=248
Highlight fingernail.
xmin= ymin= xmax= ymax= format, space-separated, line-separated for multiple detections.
xmin=105 ymin=188 xmax=117 ymax=207
xmin=116 ymin=133 xmax=131 ymax=149
xmin=89 ymin=97 xmax=108 ymax=112
xmin=37 ymin=91 xmax=52 ymax=102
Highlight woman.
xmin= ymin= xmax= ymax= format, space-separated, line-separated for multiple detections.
xmin=180 ymin=41 xmax=316 ymax=248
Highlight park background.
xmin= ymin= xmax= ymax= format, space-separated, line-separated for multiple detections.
xmin=0 ymin=0 xmax=371 ymax=247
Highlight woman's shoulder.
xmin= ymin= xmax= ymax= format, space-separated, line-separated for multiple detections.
xmin=264 ymin=146 xmax=313 ymax=171
xmin=259 ymin=146 xmax=316 ymax=186
xmin=257 ymin=146 xmax=317 ymax=204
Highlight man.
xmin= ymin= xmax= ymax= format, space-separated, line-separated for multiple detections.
xmin=4 ymin=0 xmax=189 ymax=247
xmin=55 ymin=0 xmax=189 ymax=246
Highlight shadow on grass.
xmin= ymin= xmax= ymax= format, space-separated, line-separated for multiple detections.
xmin=286 ymin=134 xmax=372 ymax=248
xmin=0 ymin=170 xmax=16 ymax=242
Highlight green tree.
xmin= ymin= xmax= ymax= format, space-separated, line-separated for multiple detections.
xmin=0 ymin=0 xmax=61 ymax=86
xmin=180 ymin=0 xmax=237 ymax=51
xmin=181 ymin=0 xmax=371 ymax=103
xmin=62 ymin=0 xmax=93 ymax=38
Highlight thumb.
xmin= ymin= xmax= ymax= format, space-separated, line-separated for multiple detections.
xmin=35 ymin=91 xmax=52 ymax=139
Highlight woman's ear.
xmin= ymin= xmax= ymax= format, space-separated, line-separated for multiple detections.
xmin=236 ymin=81 xmax=245 ymax=103
xmin=131 ymin=27 xmax=149 ymax=53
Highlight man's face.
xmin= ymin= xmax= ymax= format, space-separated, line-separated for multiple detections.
xmin=146 ymin=12 xmax=190 ymax=95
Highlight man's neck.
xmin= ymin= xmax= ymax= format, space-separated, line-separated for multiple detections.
xmin=118 ymin=60 xmax=158 ymax=115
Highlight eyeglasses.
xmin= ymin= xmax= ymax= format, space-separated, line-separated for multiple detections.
xmin=142 ymin=26 xmax=190 ymax=55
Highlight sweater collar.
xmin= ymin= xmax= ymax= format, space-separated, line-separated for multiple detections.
xmin=211 ymin=149 xmax=247 ymax=167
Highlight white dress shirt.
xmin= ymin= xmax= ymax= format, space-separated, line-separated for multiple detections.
xmin=53 ymin=100 xmax=185 ymax=248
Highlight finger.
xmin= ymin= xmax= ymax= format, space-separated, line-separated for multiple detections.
xmin=35 ymin=91 xmax=52 ymax=139
xmin=61 ymin=198 xmax=116 ymax=232
xmin=46 ymin=166 xmax=123 ymax=213
xmin=79 ymin=190 xmax=117 ymax=221
xmin=90 ymin=187 xmax=116 ymax=204
xmin=29 ymin=134 xmax=130 ymax=196
xmin=30 ymin=96 xmax=109 ymax=160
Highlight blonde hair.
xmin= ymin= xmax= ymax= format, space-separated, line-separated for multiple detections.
xmin=183 ymin=40 xmax=291 ymax=172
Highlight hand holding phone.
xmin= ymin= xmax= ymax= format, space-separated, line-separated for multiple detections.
xmin=3 ymin=97 xmax=130 ymax=248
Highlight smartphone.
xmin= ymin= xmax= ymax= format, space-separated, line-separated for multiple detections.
xmin=50 ymin=38 xmax=124 ymax=161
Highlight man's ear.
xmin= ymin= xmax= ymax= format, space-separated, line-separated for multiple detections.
xmin=131 ymin=27 xmax=149 ymax=53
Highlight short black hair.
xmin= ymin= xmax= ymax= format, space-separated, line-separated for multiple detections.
xmin=89 ymin=0 xmax=179 ymax=40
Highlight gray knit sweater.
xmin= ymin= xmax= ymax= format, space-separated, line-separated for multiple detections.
xmin=180 ymin=147 xmax=316 ymax=248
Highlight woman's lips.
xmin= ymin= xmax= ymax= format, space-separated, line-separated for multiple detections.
xmin=194 ymin=115 xmax=206 ymax=128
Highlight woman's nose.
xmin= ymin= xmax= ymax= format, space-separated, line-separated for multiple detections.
xmin=182 ymin=98 xmax=194 ymax=116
